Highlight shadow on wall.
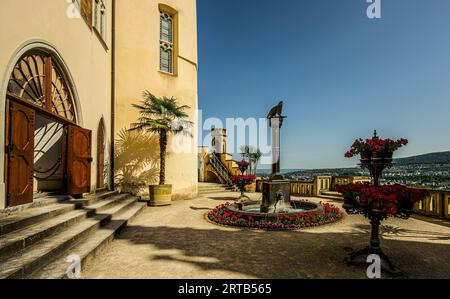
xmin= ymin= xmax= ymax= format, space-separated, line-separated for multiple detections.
xmin=114 ymin=128 xmax=161 ymax=196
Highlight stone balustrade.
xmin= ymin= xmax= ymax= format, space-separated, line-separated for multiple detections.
xmin=256 ymin=178 xmax=450 ymax=220
xmin=414 ymin=189 xmax=450 ymax=220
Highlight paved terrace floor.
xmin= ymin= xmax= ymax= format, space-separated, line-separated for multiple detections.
xmin=82 ymin=192 xmax=450 ymax=279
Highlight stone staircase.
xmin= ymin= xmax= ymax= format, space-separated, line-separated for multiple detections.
xmin=0 ymin=191 xmax=145 ymax=279
xmin=319 ymin=191 xmax=344 ymax=201
xmin=198 ymin=183 xmax=236 ymax=195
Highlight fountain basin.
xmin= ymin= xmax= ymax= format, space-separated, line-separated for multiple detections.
xmin=230 ymin=200 xmax=321 ymax=216
xmin=207 ymin=200 xmax=342 ymax=231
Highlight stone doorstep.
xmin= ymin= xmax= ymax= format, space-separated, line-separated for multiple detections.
xmin=30 ymin=202 xmax=146 ymax=279
xmin=0 ymin=192 xmax=124 ymax=237
xmin=0 ymin=194 xmax=131 ymax=259
xmin=0 ymin=197 xmax=139 ymax=279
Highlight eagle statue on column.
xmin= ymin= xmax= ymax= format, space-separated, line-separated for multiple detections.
xmin=267 ymin=101 xmax=285 ymax=127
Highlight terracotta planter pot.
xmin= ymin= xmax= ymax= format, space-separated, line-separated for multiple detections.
xmin=148 ymin=184 xmax=172 ymax=207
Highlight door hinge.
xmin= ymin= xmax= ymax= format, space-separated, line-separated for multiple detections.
xmin=5 ymin=144 xmax=13 ymax=155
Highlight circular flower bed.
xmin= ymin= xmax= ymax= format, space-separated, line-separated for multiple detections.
xmin=207 ymin=202 xmax=342 ymax=230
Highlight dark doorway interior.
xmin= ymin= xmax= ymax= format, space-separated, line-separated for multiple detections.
xmin=33 ymin=113 xmax=66 ymax=195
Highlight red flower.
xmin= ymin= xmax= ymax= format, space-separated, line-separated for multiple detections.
xmin=344 ymin=134 xmax=409 ymax=158
xmin=337 ymin=183 xmax=428 ymax=216
xmin=230 ymin=175 xmax=257 ymax=183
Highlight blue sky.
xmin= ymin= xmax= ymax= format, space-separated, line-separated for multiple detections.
xmin=197 ymin=0 xmax=450 ymax=169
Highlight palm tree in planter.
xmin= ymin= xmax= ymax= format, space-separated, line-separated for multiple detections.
xmin=129 ymin=91 xmax=193 ymax=206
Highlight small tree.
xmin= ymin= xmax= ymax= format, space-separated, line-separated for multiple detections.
xmin=250 ymin=148 xmax=263 ymax=176
xmin=239 ymin=145 xmax=262 ymax=176
xmin=129 ymin=91 xmax=193 ymax=185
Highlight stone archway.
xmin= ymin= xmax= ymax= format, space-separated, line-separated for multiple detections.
xmin=2 ymin=43 xmax=90 ymax=207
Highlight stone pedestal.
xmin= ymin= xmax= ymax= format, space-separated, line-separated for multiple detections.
xmin=261 ymin=181 xmax=291 ymax=213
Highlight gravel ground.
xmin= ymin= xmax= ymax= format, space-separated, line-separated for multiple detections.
xmin=82 ymin=192 xmax=450 ymax=279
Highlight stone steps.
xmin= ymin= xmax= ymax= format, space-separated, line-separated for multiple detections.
xmin=0 ymin=192 xmax=145 ymax=279
xmin=30 ymin=203 xmax=145 ymax=279
xmin=0 ymin=194 xmax=130 ymax=260
xmin=318 ymin=192 xmax=344 ymax=201
xmin=0 ymin=191 xmax=118 ymax=236
xmin=198 ymin=184 xmax=235 ymax=195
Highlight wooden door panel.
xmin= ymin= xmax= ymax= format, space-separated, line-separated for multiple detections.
xmin=7 ymin=101 xmax=35 ymax=206
xmin=67 ymin=125 xmax=92 ymax=195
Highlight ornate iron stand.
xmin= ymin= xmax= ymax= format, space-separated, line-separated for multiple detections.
xmin=343 ymin=132 xmax=403 ymax=277
xmin=237 ymin=160 xmax=250 ymax=200
xmin=344 ymin=209 xmax=402 ymax=277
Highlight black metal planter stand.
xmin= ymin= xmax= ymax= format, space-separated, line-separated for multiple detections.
xmin=344 ymin=210 xmax=402 ymax=277
xmin=237 ymin=161 xmax=250 ymax=200
xmin=343 ymin=132 xmax=403 ymax=277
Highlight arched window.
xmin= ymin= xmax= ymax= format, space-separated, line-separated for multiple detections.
xmin=7 ymin=50 xmax=77 ymax=122
xmin=159 ymin=4 xmax=178 ymax=75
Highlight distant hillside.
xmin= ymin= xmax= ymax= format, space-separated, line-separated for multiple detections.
xmin=395 ymin=151 xmax=450 ymax=165
xmin=256 ymin=152 xmax=450 ymax=176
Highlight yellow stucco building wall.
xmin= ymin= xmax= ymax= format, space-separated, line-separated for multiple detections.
xmin=115 ymin=0 xmax=198 ymax=200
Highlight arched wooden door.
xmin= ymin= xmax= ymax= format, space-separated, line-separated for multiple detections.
xmin=67 ymin=125 xmax=92 ymax=195
xmin=5 ymin=101 xmax=35 ymax=207
xmin=96 ymin=119 xmax=105 ymax=189
xmin=5 ymin=50 xmax=91 ymax=206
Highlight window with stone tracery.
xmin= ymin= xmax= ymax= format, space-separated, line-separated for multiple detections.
xmin=160 ymin=10 xmax=174 ymax=74
xmin=94 ymin=0 xmax=107 ymax=41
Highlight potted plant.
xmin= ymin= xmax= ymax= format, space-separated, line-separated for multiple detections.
xmin=340 ymin=130 xmax=428 ymax=276
xmin=240 ymin=146 xmax=263 ymax=176
xmin=345 ymin=131 xmax=408 ymax=163
xmin=231 ymin=160 xmax=256 ymax=200
xmin=129 ymin=91 xmax=193 ymax=206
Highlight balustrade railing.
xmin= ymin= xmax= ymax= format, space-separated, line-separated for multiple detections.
xmin=256 ymin=179 xmax=450 ymax=220
xmin=209 ymin=154 xmax=233 ymax=185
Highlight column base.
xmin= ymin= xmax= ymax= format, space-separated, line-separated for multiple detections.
xmin=269 ymin=173 xmax=284 ymax=181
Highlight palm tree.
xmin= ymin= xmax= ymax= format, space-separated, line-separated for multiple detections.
xmin=250 ymin=148 xmax=263 ymax=177
xmin=240 ymin=145 xmax=251 ymax=160
xmin=129 ymin=91 xmax=193 ymax=185
xmin=239 ymin=145 xmax=262 ymax=176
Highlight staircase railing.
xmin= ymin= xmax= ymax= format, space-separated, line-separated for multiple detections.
xmin=209 ymin=154 xmax=233 ymax=186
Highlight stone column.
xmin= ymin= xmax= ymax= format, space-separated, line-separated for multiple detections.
xmin=269 ymin=117 xmax=283 ymax=181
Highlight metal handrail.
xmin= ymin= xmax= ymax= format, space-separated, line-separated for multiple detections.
xmin=209 ymin=154 xmax=233 ymax=185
